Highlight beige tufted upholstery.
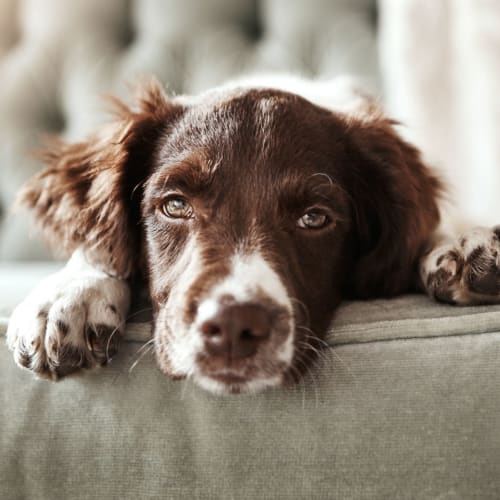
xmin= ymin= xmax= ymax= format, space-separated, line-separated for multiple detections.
xmin=0 ymin=0 xmax=379 ymax=261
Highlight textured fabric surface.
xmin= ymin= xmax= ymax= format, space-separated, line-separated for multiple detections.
xmin=3 ymin=279 xmax=500 ymax=499
xmin=0 ymin=0 xmax=378 ymax=260
xmin=2 ymin=328 xmax=500 ymax=499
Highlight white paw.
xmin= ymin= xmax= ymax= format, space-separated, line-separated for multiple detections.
xmin=6 ymin=252 xmax=130 ymax=379
xmin=421 ymin=227 xmax=500 ymax=305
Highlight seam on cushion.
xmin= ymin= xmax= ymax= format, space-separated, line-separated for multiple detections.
xmin=332 ymin=301 xmax=500 ymax=327
xmin=326 ymin=328 xmax=500 ymax=349
xmin=326 ymin=312 xmax=500 ymax=346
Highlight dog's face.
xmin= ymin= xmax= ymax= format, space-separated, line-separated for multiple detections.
xmin=142 ymin=89 xmax=352 ymax=393
xmin=21 ymin=80 xmax=441 ymax=394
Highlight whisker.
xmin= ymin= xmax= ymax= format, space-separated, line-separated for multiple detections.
xmin=128 ymin=343 xmax=155 ymax=373
xmin=180 ymin=369 xmax=197 ymax=400
xmin=310 ymin=172 xmax=335 ymax=186
xmin=296 ymin=324 xmax=316 ymax=338
xmin=292 ymin=349 xmax=321 ymax=403
xmin=286 ymin=362 xmax=308 ymax=409
xmin=298 ymin=328 xmax=357 ymax=384
xmin=130 ymin=180 xmax=145 ymax=201
xmin=132 ymin=338 xmax=155 ymax=358
xmin=125 ymin=307 xmax=154 ymax=322
xmin=290 ymin=297 xmax=310 ymax=326
xmin=104 ymin=327 xmax=119 ymax=359
xmin=330 ymin=348 xmax=358 ymax=384
xmin=101 ymin=306 xmax=154 ymax=359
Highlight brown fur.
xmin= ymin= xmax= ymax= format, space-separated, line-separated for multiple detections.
xmin=344 ymin=117 xmax=442 ymax=297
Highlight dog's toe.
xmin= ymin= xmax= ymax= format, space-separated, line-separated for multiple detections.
xmin=460 ymin=229 xmax=500 ymax=299
xmin=85 ymin=324 xmax=121 ymax=366
xmin=466 ymin=262 xmax=500 ymax=295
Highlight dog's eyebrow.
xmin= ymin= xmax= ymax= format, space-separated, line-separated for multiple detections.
xmin=306 ymin=174 xmax=350 ymax=202
xmin=272 ymin=172 xmax=350 ymax=224
xmin=151 ymin=161 xmax=214 ymax=198
xmin=280 ymin=170 xmax=346 ymax=204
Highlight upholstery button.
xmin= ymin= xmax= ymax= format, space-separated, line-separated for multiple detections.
xmin=0 ymin=1 xmax=20 ymax=51
xmin=370 ymin=3 xmax=378 ymax=29
xmin=45 ymin=107 xmax=66 ymax=134
xmin=242 ymin=1 xmax=263 ymax=42
xmin=119 ymin=20 xmax=136 ymax=49
xmin=118 ymin=1 xmax=136 ymax=49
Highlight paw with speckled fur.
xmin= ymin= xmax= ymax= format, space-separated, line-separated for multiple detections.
xmin=6 ymin=262 xmax=130 ymax=380
xmin=421 ymin=227 xmax=500 ymax=305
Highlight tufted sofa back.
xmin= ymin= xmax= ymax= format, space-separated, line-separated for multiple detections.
xmin=0 ymin=0 xmax=378 ymax=261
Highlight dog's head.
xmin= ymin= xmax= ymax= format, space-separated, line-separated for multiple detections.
xmin=20 ymin=79 xmax=440 ymax=394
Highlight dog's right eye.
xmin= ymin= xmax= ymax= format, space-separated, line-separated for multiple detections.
xmin=161 ymin=196 xmax=193 ymax=219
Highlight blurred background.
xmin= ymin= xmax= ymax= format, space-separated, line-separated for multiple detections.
xmin=0 ymin=0 xmax=499 ymax=264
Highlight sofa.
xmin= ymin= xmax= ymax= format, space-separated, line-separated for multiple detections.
xmin=1 ymin=1 xmax=500 ymax=499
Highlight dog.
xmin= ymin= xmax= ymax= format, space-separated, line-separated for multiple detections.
xmin=6 ymin=75 xmax=500 ymax=394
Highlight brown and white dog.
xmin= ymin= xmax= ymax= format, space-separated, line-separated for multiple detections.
xmin=6 ymin=75 xmax=500 ymax=394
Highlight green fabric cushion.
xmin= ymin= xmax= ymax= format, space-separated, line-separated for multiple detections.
xmin=2 ymin=295 xmax=500 ymax=499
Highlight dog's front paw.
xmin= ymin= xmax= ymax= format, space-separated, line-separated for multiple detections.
xmin=422 ymin=227 xmax=500 ymax=305
xmin=6 ymin=262 xmax=130 ymax=380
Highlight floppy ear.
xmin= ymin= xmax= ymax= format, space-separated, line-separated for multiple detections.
xmin=18 ymin=79 xmax=180 ymax=278
xmin=344 ymin=117 xmax=442 ymax=298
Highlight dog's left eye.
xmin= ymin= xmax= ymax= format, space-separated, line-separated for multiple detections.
xmin=296 ymin=209 xmax=330 ymax=229
xmin=162 ymin=197 xmax=193 ymax=219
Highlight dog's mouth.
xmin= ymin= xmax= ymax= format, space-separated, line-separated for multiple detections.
xmin=190 ymin=342 xmax=293 ymax=394
xmin=193 ymin=368 xmax=285 ymax=395
xmin=207 ymin=370 xmax=248 ymax=385
xmin=199 ymin=370 xmax=254 ymax=394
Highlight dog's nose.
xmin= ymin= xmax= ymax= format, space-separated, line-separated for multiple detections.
xmin=199 ymin=303 xmax=271 ymax=359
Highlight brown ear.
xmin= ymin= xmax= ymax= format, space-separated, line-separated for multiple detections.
xmin=344 ymin=117 xmax=442 ymax=298
xmin=18 ymin=79 xmax=180 ymax=278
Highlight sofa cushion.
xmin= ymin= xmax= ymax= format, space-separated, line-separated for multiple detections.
xmin=2 ymin=302 xmax=500 ymax=499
